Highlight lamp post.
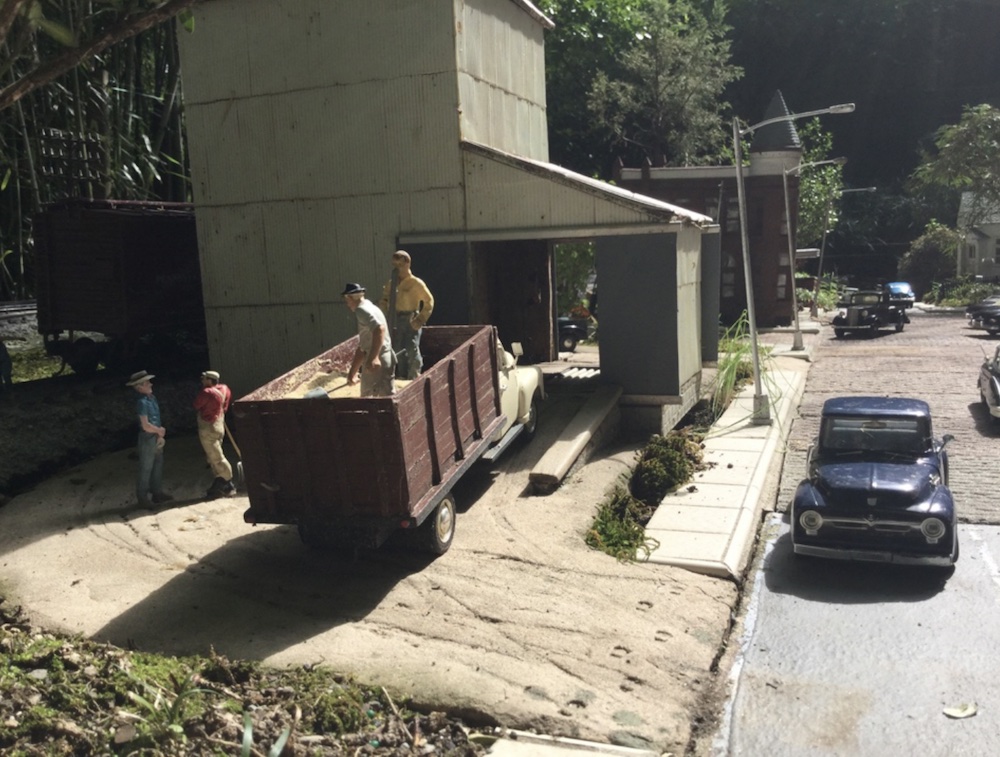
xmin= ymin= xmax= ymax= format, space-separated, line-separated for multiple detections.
xmin=733 ymin=102 xmax=855 ymax=424
xmin=811 ymin=185 xmax=877 ymax=318
xmin=782 ymin=157 xmax=847 ymax=350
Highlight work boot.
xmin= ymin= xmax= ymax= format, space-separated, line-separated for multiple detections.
xmin=151 ymin=492 xmax=174 ymax=505
xmin=205 ymin=477 xmax=227 ymax=500
xmin=221 ymin=480 xmax=236 ymax=496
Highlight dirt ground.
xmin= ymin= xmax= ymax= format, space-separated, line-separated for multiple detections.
xmin=0 ymin=321 xmax=740 ymax=755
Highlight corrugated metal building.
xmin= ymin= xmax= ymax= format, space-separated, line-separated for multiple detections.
xmin=177 ymin=0 xmax=719 ymax=432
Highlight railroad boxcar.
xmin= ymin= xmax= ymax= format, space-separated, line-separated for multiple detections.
xmin=33 ymin=199 xmax=204 ymax=374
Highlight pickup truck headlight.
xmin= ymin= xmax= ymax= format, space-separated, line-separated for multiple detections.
xmin=920 ymin=517 xmax=946 ymax=543
xmin=799 ymin=510 xmax=823 ymax=535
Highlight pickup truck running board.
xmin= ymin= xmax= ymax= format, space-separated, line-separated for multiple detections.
xmin=481 ymin=422 xmax=524 ymax=462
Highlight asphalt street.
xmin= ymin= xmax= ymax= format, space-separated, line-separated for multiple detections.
xmin=717 ymin=307 xmax=1000 ymax=756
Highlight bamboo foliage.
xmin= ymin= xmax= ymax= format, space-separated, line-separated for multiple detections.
xmin=0 ymin=1 xmax=193 ymax=299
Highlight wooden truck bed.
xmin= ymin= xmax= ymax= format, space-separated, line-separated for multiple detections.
xmin=231 ymin=325 xmax=505 ymax=545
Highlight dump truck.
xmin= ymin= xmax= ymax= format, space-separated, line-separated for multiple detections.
xmin=230 ymin=325 xmax=543 ymax=554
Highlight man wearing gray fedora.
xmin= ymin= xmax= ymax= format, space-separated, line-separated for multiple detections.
xmin=126 ymin=370 xmax=173 ymax=507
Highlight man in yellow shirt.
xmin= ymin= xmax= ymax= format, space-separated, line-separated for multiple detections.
xmin=380 ymin=250 xmax=435 ymax=379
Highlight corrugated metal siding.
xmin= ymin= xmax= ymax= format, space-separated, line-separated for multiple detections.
xmin=180 ymin=0 xmax=457 ymax=104
xmin=186 ymin=81 xmax=461 ymax=207
xmin=458 ymin=0 xmax=548 ymax=159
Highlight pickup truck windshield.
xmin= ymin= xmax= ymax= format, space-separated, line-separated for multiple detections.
xmin=821 ymin=416 xmax=929 ymax=455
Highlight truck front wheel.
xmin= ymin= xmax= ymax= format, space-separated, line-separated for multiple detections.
xmin=522 ymin=396 xmax=539 ymax=439
xmin=421 ymin=494 xmax=456 ymax=555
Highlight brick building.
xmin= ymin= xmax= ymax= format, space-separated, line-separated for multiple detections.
xmin=615 ymin=91 xmax=804 ymax=327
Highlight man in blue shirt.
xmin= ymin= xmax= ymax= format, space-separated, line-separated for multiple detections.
xmin=127 ymin=370 xmax=173 ymax=507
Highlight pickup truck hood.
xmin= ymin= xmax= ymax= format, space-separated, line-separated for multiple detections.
xmin=814 ymin=461 xmax=936 ymax=507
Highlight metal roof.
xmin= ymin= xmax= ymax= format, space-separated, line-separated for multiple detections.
xmin=510 ymin=0 xmax=554 ymax=29
xmin=749 ymin=90 xmax=802 ymax=153
xmin=463 ymin=141 xmax=714 ymax=223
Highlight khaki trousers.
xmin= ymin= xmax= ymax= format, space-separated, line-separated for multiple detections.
xmin=197 ymin=417 xmax=233 ymax=480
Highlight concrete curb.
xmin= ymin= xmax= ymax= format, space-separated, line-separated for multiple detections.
xmin=483 ymin=731 xmax=659 ymax=756
xmin=643 ymin=352 xmax=808 ymax=579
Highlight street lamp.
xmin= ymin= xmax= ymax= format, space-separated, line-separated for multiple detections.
xmin=811 ymin=185 xmax=877 ymax=318
xmin=782 ymin=157 xmax=847 ymax=350
xmin=733 ymin=102 xmax=855 ymax=424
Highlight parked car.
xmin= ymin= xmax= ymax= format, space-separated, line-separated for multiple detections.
xmin=832 ymin=290 xmax=908 ymax=338
xmin=966 ymin=295 xmax=1000 ymax=334
xmin=978 ymin=345 xmax=1000 ymax=421
xmin=791 ymin=396 xmax=958 ymax=566
xmin=885 ymin=281 xmax=915 ymax=309
xmin=557 ymin=316 xmax=590 ymax=352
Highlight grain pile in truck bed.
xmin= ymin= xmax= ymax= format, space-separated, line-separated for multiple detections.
xmin=285 ymin=369 xmax=412 ymax=399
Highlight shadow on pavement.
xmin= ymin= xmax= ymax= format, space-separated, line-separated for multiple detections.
xmin=763 ymin=532 xmax=952 ymax=604
xmin=93 ymin=525 xmax=436 ymax=660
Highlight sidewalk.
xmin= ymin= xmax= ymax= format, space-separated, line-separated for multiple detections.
xmin=643 ymin=315 xmax=821 ymax=579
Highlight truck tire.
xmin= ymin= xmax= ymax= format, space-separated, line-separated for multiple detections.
xmin=895 ymin=321 xmax=904 ymax=332
xmin=420 ymin=494 xmax=456 ymax=555
xmin=297 ymin=521 xmax=329 ymax=549
xmin=66 ymin=337 xmax=101 ymax=376
xmin=522 ymin=396 xmax=539 ymax=440
xmin=560 ymin=334 xmax=578 ymax=352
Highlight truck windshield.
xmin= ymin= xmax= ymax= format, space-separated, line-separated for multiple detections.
xmin=821 ymin=416 xmax=929 ymax=455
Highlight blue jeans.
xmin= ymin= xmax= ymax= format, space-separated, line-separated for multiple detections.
xmin=136 ymin=432 xmax=163 ymax=503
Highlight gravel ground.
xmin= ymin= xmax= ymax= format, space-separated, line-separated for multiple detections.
xmin=0 ymin=314 xmax=497 ymax=755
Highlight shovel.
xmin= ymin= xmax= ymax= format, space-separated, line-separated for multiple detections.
xmin=223 ymin=421 xmax=246 ymax=492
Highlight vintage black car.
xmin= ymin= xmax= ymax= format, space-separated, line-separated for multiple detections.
xmin=557 ymin=316 xmax=590 ymax=352
xmin=966 ymin=294 xmax=1000 ymax=335
xmin=978 ymin=345 xmax=1000 ymax=421
xmin=791 ymin=396 xmax=958 ymax=566
xmin=832 ymin=289 xmax=909 ymax=338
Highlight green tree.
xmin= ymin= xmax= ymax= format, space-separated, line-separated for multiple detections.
xmin=897 ymin=220 xmax=960 ymax=297
xmin=795 ymin=119 xmax=845 ymax=246
xmin=537 ymin=0 xmax=648 ymax=177
xmin=910 ymin=104 xmax=1000 ymax=235
xmin=586 ymin=0 xmax=741 ymax=168
xmin=0 ymin=0 xmax=197 ymax=112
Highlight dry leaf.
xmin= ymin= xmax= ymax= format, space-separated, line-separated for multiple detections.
xmin=943 ymin=702 xmax=977 ymax=719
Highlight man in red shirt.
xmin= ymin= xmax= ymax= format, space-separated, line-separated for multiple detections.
xmin=193 ymin=370 xmax=235 ymax=498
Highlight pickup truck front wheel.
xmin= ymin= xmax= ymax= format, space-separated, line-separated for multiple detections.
xmin=421 ymin=494 xmax=456 ymax=555
xmin=522 ymin=396 xmax=539 ymax=439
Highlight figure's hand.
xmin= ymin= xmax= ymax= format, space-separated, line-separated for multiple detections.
xmin=346 ymin=372 xmax=358 ymax=386
xmin=365 ymin=355 xmax=382 ymax=371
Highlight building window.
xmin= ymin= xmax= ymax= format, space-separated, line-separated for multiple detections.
xmin=969 ymin=243 xmax=977 ymax=260
xmin=994 ymin=239 xmax=1000 ymax=264
xmin=776 ymin=272 xmax=788 ymax=300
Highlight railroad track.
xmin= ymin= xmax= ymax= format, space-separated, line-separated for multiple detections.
xmin=0 ymin=299 xmax=36 ymax=325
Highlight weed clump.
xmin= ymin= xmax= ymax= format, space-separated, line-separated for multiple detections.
xmin=587 ymin=429 xmax=705 ymax=562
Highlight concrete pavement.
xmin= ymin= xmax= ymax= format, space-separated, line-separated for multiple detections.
xmin=644 ymin=317 xmax=819 ymax=579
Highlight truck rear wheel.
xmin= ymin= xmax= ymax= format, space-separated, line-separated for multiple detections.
xmin=420 ymin=494 xmax=456 ymax=555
